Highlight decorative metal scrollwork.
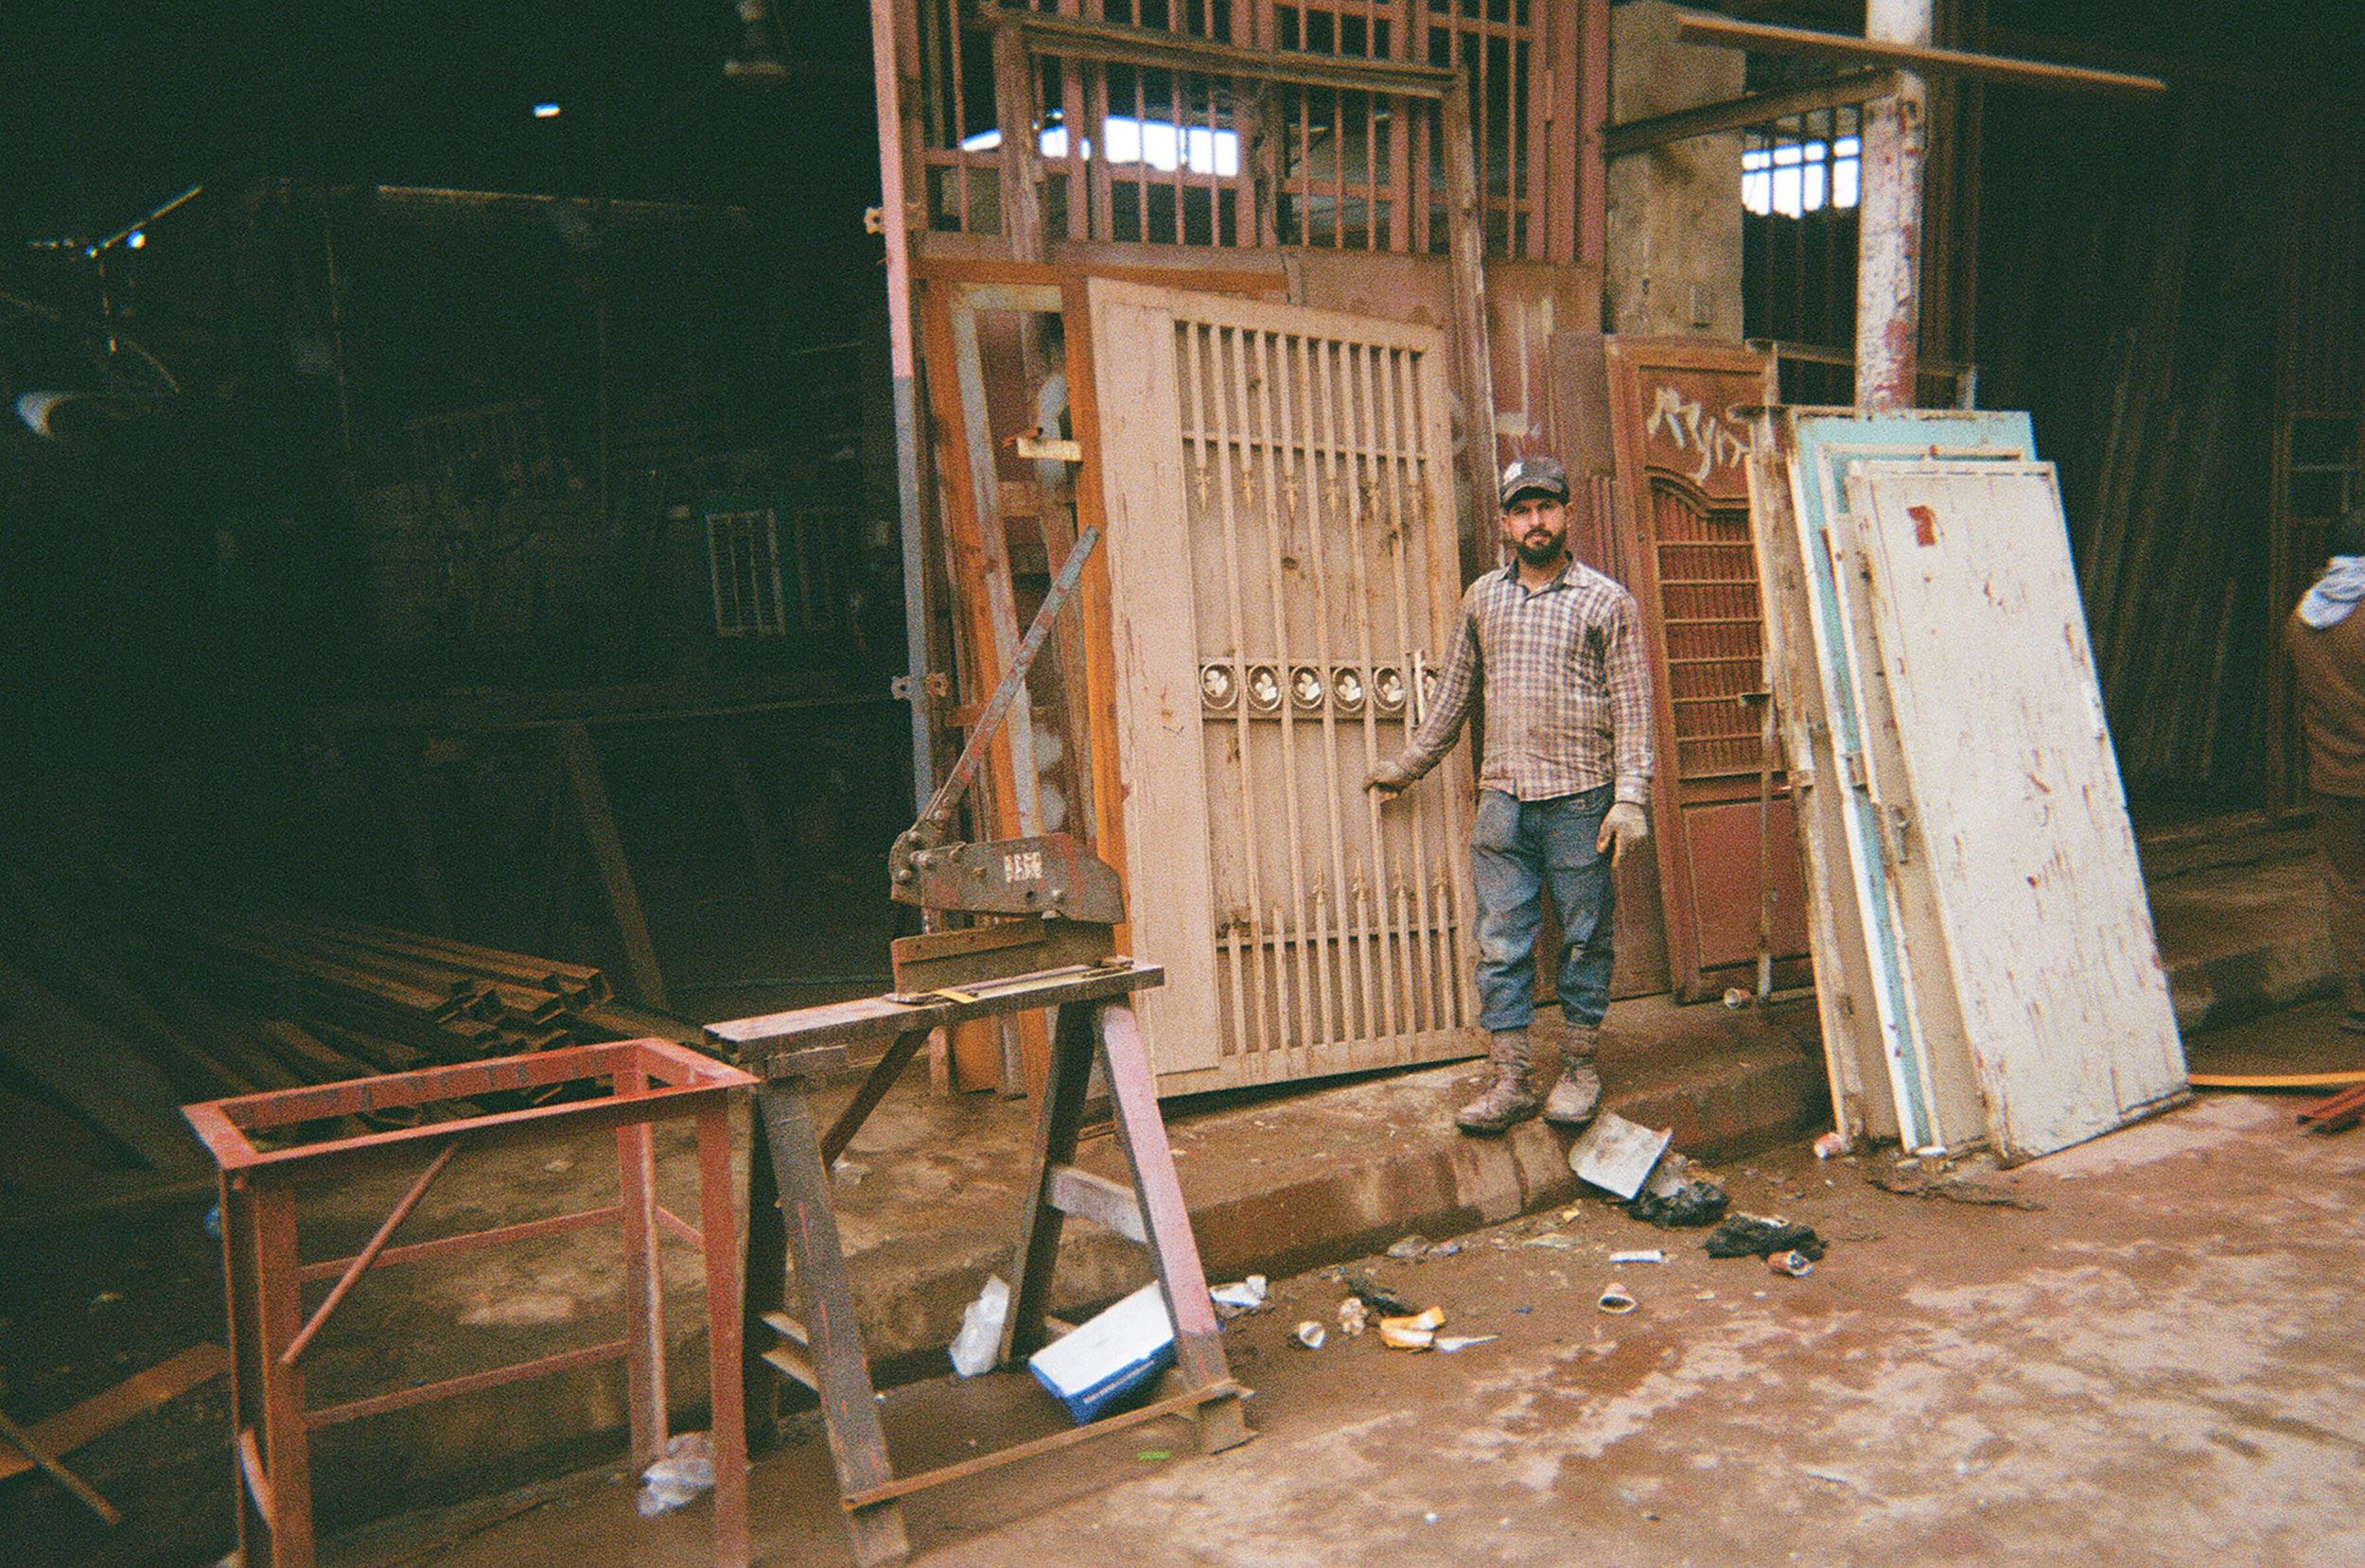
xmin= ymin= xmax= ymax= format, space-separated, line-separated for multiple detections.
xmin=1200 ymin=662 xmax=1236 ymax=709
xmin=1373 ymin=666 xmax=1407 ymax=714
xmin=1288 ymin=666 xmax=1324 ymax=710
xmin=1245 ymin=664 xmax=1284 ymax=713
xmin=1332 ymin=668 xmax=1365 ymax=713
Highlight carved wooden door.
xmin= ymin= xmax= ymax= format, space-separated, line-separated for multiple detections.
xmin=1606 ymin=340 xmax=1812 ymax=1002
xmin=1081 ymin=279 xmax=1483 ymax=1091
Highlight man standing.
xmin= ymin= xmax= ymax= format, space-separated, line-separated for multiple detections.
xmin=2286 ymin=500 xmax=2365 ymax=1032
xmin=1366 ymin=457 xmax=1654 ymax=1134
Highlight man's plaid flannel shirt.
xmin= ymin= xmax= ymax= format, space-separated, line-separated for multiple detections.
xmin=1394 ymin=558 xmax=1655 ymax=805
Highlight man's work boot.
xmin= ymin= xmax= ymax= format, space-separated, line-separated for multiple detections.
xmin=1544 ymin=1023 xmax=1603 ymax=1127
xmin=1456 ymin=1029 xmax=1541 ymax=1135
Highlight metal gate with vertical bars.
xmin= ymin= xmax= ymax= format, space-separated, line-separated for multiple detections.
xmin=1083 ymin=278 xmax=1480 ymax=1090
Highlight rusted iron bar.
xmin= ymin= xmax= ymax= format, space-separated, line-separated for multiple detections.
xmin=873 ymin=0 xmax=935 ymax=816
xmin=984 ymin=6 xmax=1456 ymax=100
xmin=295 ymin=1204 xmax=621 ymax=1282
xmin=1670 ymin=9 xmax=2167 ymax=96
xmin=906 ymin=524 xmax=1101 ymax=839
xmin=281 ymin=1140 xmax=462 ymax=1367
xmin=1606 ymin=70 xmax=1900 ymax=157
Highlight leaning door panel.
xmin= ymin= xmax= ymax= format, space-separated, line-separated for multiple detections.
xmin=1085 ymin=280 xmax=1482 ymax=1092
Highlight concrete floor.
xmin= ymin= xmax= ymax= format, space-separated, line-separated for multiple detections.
xmin=333 ymin=1002 xmax=2365 ymax=1568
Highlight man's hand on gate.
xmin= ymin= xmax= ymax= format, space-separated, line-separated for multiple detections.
xmin=1597 ymin=801 xmax=1648 ymax=867
xmin=1365 ymin=758 xmax=1415 ymax=798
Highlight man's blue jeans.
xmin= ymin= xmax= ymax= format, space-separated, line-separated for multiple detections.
xmin=1471 ymin=785 xmax=1617 ymax=1034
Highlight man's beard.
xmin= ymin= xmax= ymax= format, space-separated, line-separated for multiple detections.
xmin=1515 ymin=532 xmax=1564 ymax=566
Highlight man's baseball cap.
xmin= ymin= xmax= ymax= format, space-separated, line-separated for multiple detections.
xmin=1499 ymin=456 xmax=1569 ymax=507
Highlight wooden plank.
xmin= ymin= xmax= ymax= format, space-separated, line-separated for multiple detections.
xmin=1001 ymin=1000 xmax=1099 ymax=1365
xmin=1744 ymin=416 xmax=1891 ymax=1143
xmin=1847 ymin=462 xmax=2187 ymax=1159
xmin=0 ymin=1344 xmax=229 ymax=1484
xmin=710 ymin=963 xmax=1163 ymax=1057
xmin=1082 ymin=286 xmax=1224 ymax=1076
xmin=1044 ymin=1162 xmax=1146 ymax=1242
xmin=839 ymin=1378 xmax=1244 ymax=1509
xmin=753 ymin=1080 xmax=908 ymax=1564
xmin=554 ymin=723 xmax=666 ymax=1010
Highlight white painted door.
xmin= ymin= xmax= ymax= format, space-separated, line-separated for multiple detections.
xmin=1847 ymin=461 xmax=2188 ymax=1159
xmin=1083 ymin=279 xmax=1483 ymax=1093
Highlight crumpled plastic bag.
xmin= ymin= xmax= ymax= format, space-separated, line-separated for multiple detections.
xmin=637 ymin=1431 xmax=716 ymax=1517
xmin=950 ymin=1275 xmax=1010 ymax=1378
xmin=1704 ymin=1216 xmax=1826 ymax=1262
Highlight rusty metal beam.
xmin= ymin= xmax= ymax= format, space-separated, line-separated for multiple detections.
xmin=984 ymin=6 xmax=1456 ymax=99
xmin=1853 ymin=0 xmax=1930 ymax=410
xmin=874 ymin=0 xmax=935 ymax=819
xmin=1671 ymin=9 xmax=2165 ymax=97
xmin=1606 ymin=70 xmax=1900 ymax=157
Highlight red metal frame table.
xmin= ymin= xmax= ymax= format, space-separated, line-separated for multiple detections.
xmin=184 ymin=1038 xmax=756 ymax=1568
xmin=710 ymin=960 xmax=1253 ymax=1568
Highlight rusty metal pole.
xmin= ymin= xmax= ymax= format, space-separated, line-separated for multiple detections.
xmin=1853 ymin=0 xmax=1932 ymax=410
xmin=873 ymin=0 xmax=935 ymax=815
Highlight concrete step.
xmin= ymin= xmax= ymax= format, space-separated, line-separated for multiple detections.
xmin=2152 ymin=856 xmax=2339 ymax=1032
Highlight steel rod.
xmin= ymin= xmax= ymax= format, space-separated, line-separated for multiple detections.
xmin=283 ymin=1140 xmax=462 ymax=1367
xmin=1211 ymin=323 xmax=1268 ymax=1059
xmin=1672 ymin=9 xmax=2166 ymax=96
xmin=913 ymin=523 xmax=1102 ymax=833
xmin=1212 ymin=324 xmax=1276 ymax=1060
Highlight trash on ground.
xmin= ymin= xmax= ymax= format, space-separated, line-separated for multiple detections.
xmin=1292 ymin=1320 xmax=1327 ymax=1350
xmin=1622 ymin=1151 xmax=1729 ymax=1228
xmin=1869 ymin=1163 xmax=2046 ymax=1211
xmin=1337 ymin=1298 xmax=1369 ymax=1337
xmin=1385 ymin=1235 xmax=1433 ymax=1261
xmin=1210 ymin=1275 xmax=1270 ymax=1313
xmin=1431 ymin=1241 xmax=1463 ymax=1258
xmin=1705 ymin=1216 xmax=1827 ymax=1262
xmin=1766 ymin=1249 xmax=1816 ymax=1278
xmin=1028 ymin=1282 xmax=1176 ymax=1425
xmin=1723 ymin=987 xmax=1751 ymax=1008
xmin=1341 ymin=1273 xmax=1419 ymax=1316
xmin=2298 ymin=1082 xmax=2365 ymax=1135
xmin=1813 ymin=1131 xmax=1848 ymax=1159
xmin=1135 ymin=1449 xmax=1173 ymax=1462
xmin=1568 ymin=1112 xmax=1674 ymax=1199
xmin=1608 ymin=1248 xmax=1665 ymax=1264
xmin=1377 ymin=1306 xmax=1446 ymax=1350
xmin=1520 ymin=1230 xmax=1582 ymax=1250
xmin=1432 ymin=1334 xmax=1499 ymax=1353
xmin=1597 ymin=1282 xmax=1638 ymax=1315
xmin=949 ymin=1275 xmax=1010 ymax=1378
xmin=831 ymin=1157 xmax=868 ymax=1187
xmin=637 ymin=1432 xmax=716 ymax=1517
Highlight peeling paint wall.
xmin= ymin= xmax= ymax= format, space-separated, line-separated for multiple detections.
xmin=1604 ymin=1 xmax=1744 ymax=341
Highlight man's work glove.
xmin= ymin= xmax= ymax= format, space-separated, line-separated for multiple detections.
xmin=1365 ymin=758 xmax=1416 ymax=798
xmin=1597 ymin=801 xmax=1648 ymax=867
